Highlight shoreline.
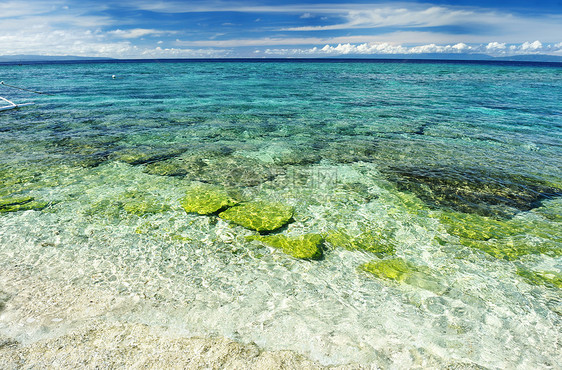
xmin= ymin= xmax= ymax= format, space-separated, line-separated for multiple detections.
xmin=0 ymin=321 xmax=332 ymax=369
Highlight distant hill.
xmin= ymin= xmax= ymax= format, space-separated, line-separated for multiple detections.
xmin=0 ymin=55 xmax=115 ymax=62
xmin=1 ymin=53 xmax=561 ymax=63
xmin=493 ymin=54 xmax=562 ymax=62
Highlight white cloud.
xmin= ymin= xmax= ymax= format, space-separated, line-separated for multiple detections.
xmin=108 ymin=29 xmax=170 ymax=39
xmin=284 ymin=6 xmax=479 ymax=31
xmin=452 ymin=43 xmax=469 ymax=51
xmin=320 ymin=43 xmax=405 ymax=54
xmin=0 ymin=1 xmax=60 ymax=18
xmin=174 ymin=30 xmax=505 ymax=48
xmin=0 ymin=26 xmax=231 ymax=58
xmin=317 ymin=42 xmax=473 ymax=55
xmin=264 ymin=40 xmax=562 ymax=57
xmin=176 ymin=37 xmax=327 ymax=47
xmin=0 ymin=29 xmax=134 ymax=57
xmin=486 ymin=42 xmax=506 ymax=51
xmin=520 ymin=40 xmax=543 ymax=51
xmin=118 ymin=1 xmax=372 ymax=14
xmin=141 ymin=47 xmax=230 ymax=58
xmin=1 ymin=1 xmax=561 ymax=59
xmin=276 ymin=4 xmax=562 ymax=45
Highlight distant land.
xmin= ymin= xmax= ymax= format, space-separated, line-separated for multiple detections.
xmin=1 ymin=54 xmax=561 ymax=63
xmin=0 ymin=55 xmax=115 ymax=62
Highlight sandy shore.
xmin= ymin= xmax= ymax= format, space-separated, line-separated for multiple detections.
xmin=0 ymin=266 xmax=366 ymax=369
xmin=0 ymin=321 xmax=340 ymax=369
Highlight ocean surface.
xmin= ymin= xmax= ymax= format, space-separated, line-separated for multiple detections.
xmin=1 ymin=59 xmax=561 ymax=367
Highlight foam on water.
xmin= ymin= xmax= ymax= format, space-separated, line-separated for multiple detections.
xmin=1 ymin=60 xmax=561 ymax=368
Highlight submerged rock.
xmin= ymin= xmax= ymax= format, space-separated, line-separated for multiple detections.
xmin=326 ymin=229 xmax=395 ymax=257
xmin=247 ymin=234 xmax=323 ymax=260
xmin=85 ymin=191 xmax=170 ymax=217
xmin=0 ymin=167 xmax=43 ymax=197
xmin=0 ymin=196 xmax=34 ymax=208
xmin=111 ymin=146 xmax=186 ymax=166
xmin=440 ymin=211 xmax=562 ymax=260
xmin=459 ymin=237 xmax=562 ymax=261
xmin=324 ymin=139 xmax=378 ymax=163
xmin=273 ymin=150 xmax=322 ymax=166
xmin=219 ymin=201 xmax=294 ymax=232
xmin=180 ymin=185 xmax=238 ymax=215
xmin=534 ymin=198 xmax=562 ymax=222
xmin=52 ymin=135 xmax=122 ymax=154
xmin=146 ymin=157 xmax=208 ymax=178
xmin=383 ymin=166 xmax=562 ymax=219
xmin=69 ymin=154 xmax=111 ymax=168
xmin=50 ymin=135 xmax=123 ymax=168
xmin=144 ymin=160 xmax=188 ymax=177
xmin=194 ymin=157 xmax=280 ymax=188
xmin=121 ymin=192 xmax=170 ymax=216
xmin=516 ymin=268 xmax=562 ymax=289
xmin=439 ymin=212 xmax=517 ymax=241
xmin=359 ymin=258 xmax=445 ymax=293
xmin=144 ymin=155 xmax=282 ymax=188
xmin=0 ymin=196 xmax=47 ymax=213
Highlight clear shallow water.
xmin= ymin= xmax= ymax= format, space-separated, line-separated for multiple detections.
xmin=1 ymin=60 xmax=561 ymax=367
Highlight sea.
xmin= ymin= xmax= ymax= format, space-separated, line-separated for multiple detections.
xmin=1 ymin=59 xmax=561 ymax=368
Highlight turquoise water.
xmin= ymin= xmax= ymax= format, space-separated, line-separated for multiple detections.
xmin=1 ymin=60 xmax=561 ymax=367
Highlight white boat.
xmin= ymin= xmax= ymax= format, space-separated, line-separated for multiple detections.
xmin=0 ymin=96 xmax=33 ymax=111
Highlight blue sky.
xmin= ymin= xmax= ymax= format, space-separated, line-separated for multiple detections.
xmin=1 ymin=0 xmax=561 ymax=58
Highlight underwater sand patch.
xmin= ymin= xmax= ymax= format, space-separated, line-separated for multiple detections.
xmin=0 ymin=322 xmax=329 ymax=369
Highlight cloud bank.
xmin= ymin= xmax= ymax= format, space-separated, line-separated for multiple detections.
xmin=0 ymin=1 xmax=561 ymax=59
xmin=262 ymin=40 xmax=562 ymax=57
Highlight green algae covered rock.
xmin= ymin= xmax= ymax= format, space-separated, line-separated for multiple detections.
xmin=359 ymin=258 xmax=445 ymax=293
xmin=85 ymin=191 xmax=170 ymax=217
xmin=247 ymin=234 xmax=323 ymax=260
xmin=439 ymin=212 xmax=518 ymax=241
xmin=85 ymin=198 xmax=121 ymax=218
xmin=0 ymin=196 xmax=34 ymax=208
xmin=326 ymin=230 xmax=395 ymax=257
xmin=219 ymin=201 xmax=294 ymax=232
xmin=122 ymin=195 xmax=170 ymax=216
xmin=360 ymin=258 xmax=418 ymax=282
xmin=440 ymin=211 xmax=562 ymax=260
xmin=120 ymin=191 xmax=171 ymax=216
xmin=0 ymin=196 xmax=47 ymax=213
xmin=459 ymin=237 xmax=562 ymax=261
xmin=517 ymin=268 xmax=562 ymax=289
xmin=180 ymin=185 xmax=238 ymax=215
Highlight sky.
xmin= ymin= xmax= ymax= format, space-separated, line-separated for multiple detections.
xmin=1 ymin=0 xmax=562 ymax=58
